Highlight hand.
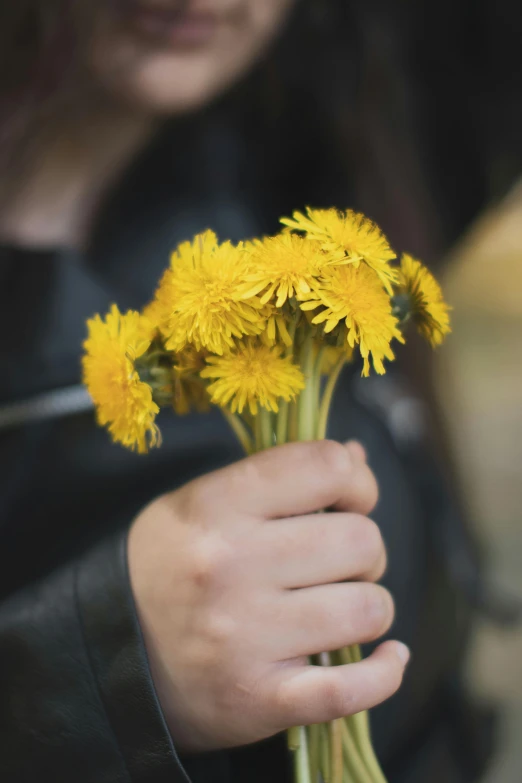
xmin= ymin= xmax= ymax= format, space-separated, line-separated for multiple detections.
xmin=127 ymin=440 xmax=409 ymax=753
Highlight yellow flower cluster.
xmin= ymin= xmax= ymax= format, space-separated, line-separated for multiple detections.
xmin=82 ymin=207 xmax=451 ymax=451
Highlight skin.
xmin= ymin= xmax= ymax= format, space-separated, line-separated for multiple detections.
xmin=2 ymin=1 xmax=410 ymax=753
xmin=88 ymin=0 xmax=298 ymax=113
xmin=0 ymin=0 xmax=297 ymax=246
xmin=129 ymin=441 xmax=409 ymax=752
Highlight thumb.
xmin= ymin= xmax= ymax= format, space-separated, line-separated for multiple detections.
xmin=266 ymin=640 xmax=410 ymax=729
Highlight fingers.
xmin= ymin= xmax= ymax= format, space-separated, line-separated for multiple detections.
xmin=267 ymin=640 xmax=410 ymax=729
xmin=264 ymin=512 xmax=386 ymax=588
xmin=191 ymin=440 xmax=378 ymax=520
xmin=332 ymin=444 xmax=378 ymax=514
xmin=345 ymin=440 xmax=367 ymax=464
xmin=276 ymin=582 xmax=395 ymax=659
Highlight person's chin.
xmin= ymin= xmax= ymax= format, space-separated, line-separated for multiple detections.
xmin=105 ymin=65 xmax=228 ymax=116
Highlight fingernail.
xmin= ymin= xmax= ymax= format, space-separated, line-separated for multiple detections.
xmin=345 ymin=441 xmax=367 ymax=463
xmin=395 ymin=642 xmax=411 ymax=666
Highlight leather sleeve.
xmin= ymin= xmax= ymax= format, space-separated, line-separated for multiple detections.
xmin=0 ymin=532 xmax=192 ymax=783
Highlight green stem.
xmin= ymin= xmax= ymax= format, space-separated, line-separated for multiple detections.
xmin=276 ymin=401 xmax=289 ymax=446
xmin=338 ymin=646 xmax=387 ymax=783
xmin=286 ymin=314 xmax=299 ymax=356
xmin=140 ymin=348 xmax=168 ymax=363
xmin=340 ymin=720 xmax=373 ymax=783
xmin=279 ymin=315 xmax=298 ymax=448
xmin=320 ymin=722 xmax=331 ymax=783
xmin=258 ymin=407 xmax=274 ymax=450
xmin=298 ymin=333 xmax=318 ymax=441
xmin=288 ymin=726 xmax=301 ymax=751
xmin=331 ymin=719 xmax=344 ymax=783
xmin=288 ymin=399 xmax=299 ymax=442
xmin=347 ymin=714 xmax=386 ymax=783
xmin=318 ymin=653 xmax=342 ymax=783
xmin=308 ymin=724 xmax=320 ymax=783
xmin=313 ymin=345 xmax=326 ymax=415
xmin=320 ymin=650 xmax=384 ymax=783
xmin=254 ymin=411 xmax=262 ymax=451
xmin=294 ymin=726 xmax=313 ymax=783
xmin=337 ymin=645 xmax=360 ymax=665
xmin=221 ymin=409 xmax=253 ymax=454
xmin=316 ymin=355 xmax=346 ymax=440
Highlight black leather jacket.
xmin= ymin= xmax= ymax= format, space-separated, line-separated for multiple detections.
xmin=0 ymin=118 xmax=492 ymax=783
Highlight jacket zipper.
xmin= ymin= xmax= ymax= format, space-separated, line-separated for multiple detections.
xmin=0 ymin=386 xmax=93 ymax=432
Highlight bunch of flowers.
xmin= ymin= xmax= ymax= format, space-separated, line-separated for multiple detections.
xmin=82 ymin=207 xmax=451 ymax=783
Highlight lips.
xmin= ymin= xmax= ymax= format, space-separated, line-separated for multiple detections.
xmin=128 ymin=1 xmax=222 ymax=17
xmin=121 ymin=0 xmax=224 ymax=46
xmin=130 ymin=2 xmax=202 ymax=22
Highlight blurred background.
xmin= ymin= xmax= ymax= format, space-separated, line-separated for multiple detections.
xmin=436 ymin=183 xmax=522 ymax=783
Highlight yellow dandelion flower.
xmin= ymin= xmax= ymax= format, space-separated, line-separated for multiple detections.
xmin=82 ymin=305 xmax=160 ymax=453
xmin=280 ymin=207 xmax=398 ymax=294
xmin=200 ymin=341 xmax=305 ymax=415
xmin=261 ymin=305 xmax=294 ymax=347
xmin=397 ymin=254 xmax=451 ymax=346
xmin=300 ymin=263 xmax=404 ymax=376
xmin=142 ymin=297 xmax=163 ymax=332
xmin=241 ymin=232 xmax=325 ymax=307
xmin=152 ymin=230 xmax=266 ymax=355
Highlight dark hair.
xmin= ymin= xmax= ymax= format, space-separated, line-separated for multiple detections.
xmin=0 ymin=2 xmax=76 ymax=148
xmin=1 ymin=0 xmax=521 ymax=258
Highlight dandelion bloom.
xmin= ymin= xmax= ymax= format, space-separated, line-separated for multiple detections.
xmin=242 ymin=232 xmax=325 ymax=307
xmin=152 ymin=230 xmax=265 ymax=355
xmin=82 ymin=305 xmax=160 ymax=453
xmin=397 ymin=254 xmax=451 ymax=346
xmin=260 ymin=306 xmax=293 ymax=347
xmin=281 ymin=207 xmax=398 ymax=294
xmin=201 ymin=341 xmax=305 ymax=415
xmin=141 ymin=297 xmax=163 ymax=333
xmin=300 ymin=263 xmax=404 ymax=376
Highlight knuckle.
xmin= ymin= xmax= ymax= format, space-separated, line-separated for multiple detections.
xmin=144 ymin=492 xmax=178 ymax=525
xmin=189 ymin=533 xmax=236 ymax=589
xmin=179 ymin=476 xmax=216 ymax=519
xmin=235 ymin=457 xmax=264 ymax=492
xmin=375 ymin=654 xmax=404 ymax=697
xmin=361 ymin=467 xmax=380 ymax=512
xmin=222 ymin=456 xmax=265 ymax=509
xmin=351 ymin=515 xmax=384 ymax=560
xmin=313 ymin=439 xmax=351 ymax=477
xmin=270 ymin=677 xmax=298 ymax=724
xmin=388 ymin=661 xmax=405 ymax=694
xmin=190 ymin=612 xmax=240 ymax=674
xmin=203 ymin=612 xmax=238 ymax=650
xmin=321 ymin=677 xmax=355 ymax=719
xmin=349 ymin=466 xmax=379 ymax=515
xmin=356 ymin=584 xmax=395 ymax=638
xmin=372 ymin=548 xmax=388 ymax=581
